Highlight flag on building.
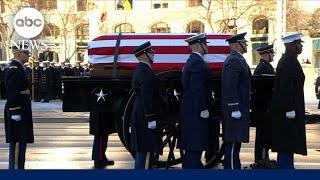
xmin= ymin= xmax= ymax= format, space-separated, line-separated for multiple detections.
xmin=123 ymin=0 xmax=132 ymax=10
xmin=100 ymin=2 xmax=107 ymax=22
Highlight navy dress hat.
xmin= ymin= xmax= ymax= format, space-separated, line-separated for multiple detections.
xmin=132 ymin=41 xmax=154 ymax=57
xmin=185 ymin=33 xmax=209 ymax=45
xmin=256 ymin=44 xmax=274 ymax=55
xmin=225 ymin=32 xmax=248 ymax=43
xmin=281 ymin=32 xmax=304 ymax=44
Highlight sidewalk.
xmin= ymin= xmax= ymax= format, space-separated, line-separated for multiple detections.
xmin=0 ymin=100 xmax=89 ymax=123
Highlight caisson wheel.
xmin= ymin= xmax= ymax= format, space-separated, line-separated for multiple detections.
xmin=116 ymin=70 xmax=224 ymax=169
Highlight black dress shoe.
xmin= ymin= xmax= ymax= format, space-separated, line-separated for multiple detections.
xmin=94 ymin=160 xmax=115 ymax=169
xmin=104 ymin=160 xmax=115 ymax=166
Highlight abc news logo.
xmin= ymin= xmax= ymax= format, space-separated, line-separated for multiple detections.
xmin=15 ymin=16 xmax=42 ymax=27
xmin=10 ymin=40 xmax=48 ymax=51
xmin=13 ymin=8 xmax=44 ymax=39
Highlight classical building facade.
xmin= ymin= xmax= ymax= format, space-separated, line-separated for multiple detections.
xmin=0 ymin=0 xmax=90 ymax=63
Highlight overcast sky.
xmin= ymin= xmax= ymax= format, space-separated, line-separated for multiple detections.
xmin=298 ymin=0 xmax=320 ymax=12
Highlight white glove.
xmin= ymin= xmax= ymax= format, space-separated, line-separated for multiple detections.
xmin=286 ymin=111 xmax=296 ymax=119
xmin=148 ymin=120 xmax=157 ymax=129
xmin=211 ymin=91 xmax=215 ymax=99
xmin=200 ymin=109 xmax=209 ymax=118
xmin=11 ymin=115 xmax=21 ymax=121
xmin=231 ymin=111 xmax=241 ymax=119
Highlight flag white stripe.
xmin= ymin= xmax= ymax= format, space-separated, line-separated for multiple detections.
xmin=96 ymin=32 xmax=229 ymax=36
xmin=88 ymin=39 xmax=229 ymax=49
xmin=89 ymin=54 xmax=227 ymax=64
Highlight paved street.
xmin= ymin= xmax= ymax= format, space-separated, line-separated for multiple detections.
xmin=0 ymin=100 xmax=320 ymax=169
xmin=0 ymin=122 xmax=319 ymax=169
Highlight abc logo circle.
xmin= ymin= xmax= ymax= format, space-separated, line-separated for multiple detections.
xmin=14 ymin=8 xmax=44 ymax=39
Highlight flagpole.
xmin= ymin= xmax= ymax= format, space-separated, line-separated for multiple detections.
xmin=31 ymin=59 xmax=34 ymax=100
xmin=274 ymin=0 xmax=285 ymax=65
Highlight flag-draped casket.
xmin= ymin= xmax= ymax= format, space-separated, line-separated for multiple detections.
xmin=87 ymin=33 xmax=231 ymax=76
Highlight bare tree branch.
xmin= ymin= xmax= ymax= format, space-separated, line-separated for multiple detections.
xmin=57 ymin=4 xmax=87 ymax=61
xmin=200 ymin=0 xmax=267 ymax=34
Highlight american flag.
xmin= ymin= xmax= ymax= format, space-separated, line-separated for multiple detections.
xmin=88 ymin=33 xmax=231 ymax=71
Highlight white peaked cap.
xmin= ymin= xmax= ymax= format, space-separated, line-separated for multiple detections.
xmin=281 ymin=32 xmax=304 ymax=44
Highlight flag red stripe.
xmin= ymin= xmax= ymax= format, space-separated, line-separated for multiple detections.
xmin=88 ymin=46 xmax=230 ymax=55
xmin=93 ymin=35 xmax=231 ymax=41
xmin=117 ymin=62 xmax=224 ymax=71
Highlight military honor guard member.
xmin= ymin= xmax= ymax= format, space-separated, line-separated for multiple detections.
xmin=49 ymin=62 xmax=59 ymax=100
xmin=130 ymin=41 xmax=161 ymax=169
xmin=315 ymin=72 xmax=320 ymax=109
xmin=57 ymin=62 xmax=73 ymax=99
xmin=180 ymin=33 xmax=213 ymax=169
xmin=4 ymin=44 xmax=34 ymax=169
xmin=40 ymin=61 xmax=51 ymax=103
xmin=83 ymin=63 xmax=90 ymax=76
xmin=89 ymin=111 xmax=115 ymax=168
xmin=24 ymin=62 xmax=32 ymax=95
xmin=270 ymin=32 xmax=307 ymax=169
xmin=33 ymin=60 xmax=42 ymax=102
xmin=251 ymin=45 xmax=275 ymax=163
xmin=73 ymin=61 xmax=85 ymax=76
xmin=0 ymin=66 xmax=3 ymax=99
xmin=221 ymin=32 xmax=251 ymax=169
xmin=0 ymin=62 xmax=8 ymax=99
xmin=65 ymin=62 xmax=74 ymax=75
xmin=25 ymin=62 xmax=32 ymax=83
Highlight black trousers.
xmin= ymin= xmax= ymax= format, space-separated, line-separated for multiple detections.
xmin=134 ymin=152 xmax=155 ymax=169
xmin=92 ymin=135 xmax=109 ymax=162
xmin=9 ymin=142 xmax=27 ymax=169
xmin=224 ymin=142 xmax=241 ymax=169
xmin=182 ymin=150 xmax=203 ymax=169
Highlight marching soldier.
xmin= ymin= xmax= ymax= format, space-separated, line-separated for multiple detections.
xmin=222 ymin=32 xmax=251 ymax=169
xmin=73 ymin=61 xmax=84 ymax=76
xmin=40 ymin=61 xmax=51 ymax=102
xmin=33 ymin=61 xmax=42 ymax=102
xmin=251 ymin=45 xmax=275 ymax=163
xmin=130 ymin=41 xmax=161 ymax=169
xmin=270 ymin=32 xmax=307 ymax=169
xmin=4 ymin=44 xmax=34 ymax=169
xmin=180 ymin=33 xmax=213 ymax=169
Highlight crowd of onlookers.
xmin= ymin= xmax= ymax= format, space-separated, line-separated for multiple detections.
xmin=0 ymin=60 xmax=92 ymax=102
